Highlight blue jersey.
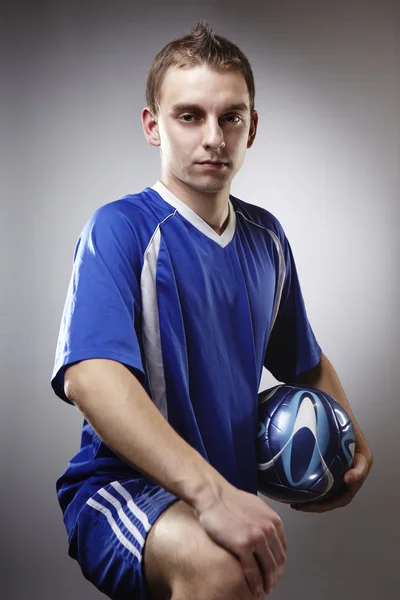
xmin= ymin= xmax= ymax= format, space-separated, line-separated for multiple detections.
xmin=51 ymin=181 xmax=321 ymax=544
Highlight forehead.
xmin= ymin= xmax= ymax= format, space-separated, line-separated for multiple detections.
xmin=159 ymin=64 xmax=249 ymax=111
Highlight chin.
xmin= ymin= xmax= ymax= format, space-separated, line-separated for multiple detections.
xmin=185 ymin=173 xmax=232 ymax=194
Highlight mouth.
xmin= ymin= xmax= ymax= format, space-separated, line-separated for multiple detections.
xmin=197 ymin=161 xmax=228 ymax=169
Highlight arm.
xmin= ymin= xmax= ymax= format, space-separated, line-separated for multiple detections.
xmin=65 ymin=357 xmax=225 ymax=512
xmin=296 ymin=352 xmax=372 ymax=462
xmin=65 ymin=357 xmax=288 ymax=596
xmin=293 ymin=352 xmax=373 ymax=512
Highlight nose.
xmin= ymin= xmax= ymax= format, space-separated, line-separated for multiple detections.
xmin=202 ymin=119 xmax=225 ymax=150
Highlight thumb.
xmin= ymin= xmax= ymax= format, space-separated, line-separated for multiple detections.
xmin=344 ymin=452 xmax=368 ymax=484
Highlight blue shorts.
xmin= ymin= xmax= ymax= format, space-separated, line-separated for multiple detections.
xmin=71 ymin=478 xmax=179 ymax=600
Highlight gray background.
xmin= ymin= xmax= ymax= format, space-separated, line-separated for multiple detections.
xmin=2 ymin=0 xmax=399 ymax=598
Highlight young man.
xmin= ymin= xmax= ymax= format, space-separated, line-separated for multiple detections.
xmin=51 ymin=22 xmax=373 ymax=600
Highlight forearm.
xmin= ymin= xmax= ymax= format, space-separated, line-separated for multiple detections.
xmin=296 ymin=353 xmax=372 ymax=461
xmin=64 ymin=358 xmax=227 ymax=511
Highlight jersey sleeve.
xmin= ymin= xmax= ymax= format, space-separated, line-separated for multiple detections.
xmin=264 ymin=225 xmax=322 ymax=383
xmin=51 ymin=202 xmax=146 ymax=404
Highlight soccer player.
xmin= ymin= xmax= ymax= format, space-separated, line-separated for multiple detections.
xmin=51 ymin=21 xmax=373 ymax=600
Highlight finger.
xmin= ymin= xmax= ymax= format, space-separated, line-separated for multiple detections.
xmin=274 ymin=517 xmax=287 ymax=554
xmin=292 ymin=500 xmax=343 ymax=513
xmin=255 ymin=527 xmax=286 ymax=593
xmin=241 ymin=550 xmax=272 ymax=598
xmin=267 ymin=523 xmax=287 ymax=577
xmin=257 ymin=545 xmax=278 ymax=595
xmin=291 ymin=453 xmax=371 ymax=513
xmin=344 ymin=454 xmax=369 ymax=484
xmin=292 ymin=488 xmax=354 ymax=512
xmin=262 ymin=508 xmax=287 ymax=553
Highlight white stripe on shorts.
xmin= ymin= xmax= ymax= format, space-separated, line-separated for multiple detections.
xmin=86 ymin=481 xmax=152 ymax=563
xmin=110 ymin=481 xmax=151 ymax=531
xmin=86 ymin=497 xmax=142 ymax=563
xmin=97 ymin=488 xmax=145 ymax=546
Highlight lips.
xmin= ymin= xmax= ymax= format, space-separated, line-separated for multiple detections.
xmin=199 ymin=161 xmax=226 ymax=165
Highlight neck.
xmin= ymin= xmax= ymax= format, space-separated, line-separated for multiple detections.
xmin=159 ymin=175 xmax=231 ymax=236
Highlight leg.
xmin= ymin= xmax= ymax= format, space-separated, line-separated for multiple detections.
xmin=143 ymin=499 xmax=256 ymax=600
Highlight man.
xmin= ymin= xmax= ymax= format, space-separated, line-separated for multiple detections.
xmin=51 ymin=21 xmax=373 ymax=600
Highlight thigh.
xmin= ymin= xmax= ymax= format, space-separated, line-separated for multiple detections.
xmin=73 ymin=478 xmax=178 ymax=600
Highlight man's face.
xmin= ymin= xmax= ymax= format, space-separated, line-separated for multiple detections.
xmin=153 ymin=64 xmax=257 ymax=195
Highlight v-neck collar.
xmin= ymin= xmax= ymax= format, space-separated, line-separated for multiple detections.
xmin=151 ymin=181 xmax=237 ymax=249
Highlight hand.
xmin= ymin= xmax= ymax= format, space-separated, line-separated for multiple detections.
xmin=291 ymin=449 xmax=373 ymax=513
xmin=195 ymin=483 xmax=287 ymax=597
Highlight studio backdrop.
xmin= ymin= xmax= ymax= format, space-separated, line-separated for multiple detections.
xmin=2 ymin=1 xmax=399 ymax=599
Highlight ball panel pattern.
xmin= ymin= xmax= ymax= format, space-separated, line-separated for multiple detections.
xmin=256 ymin=384 xmax=356 ymax=503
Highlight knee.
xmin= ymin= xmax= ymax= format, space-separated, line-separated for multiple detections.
xmin=179 ymin=545 xmax=254 ymax=600
xmin=210 ymin=551 xmax=253 ymax=600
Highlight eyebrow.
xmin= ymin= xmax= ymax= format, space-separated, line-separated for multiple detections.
xmin=170 ymin=102 xmax=249 ymax=114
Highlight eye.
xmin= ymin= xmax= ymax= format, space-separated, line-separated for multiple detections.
xmin=224 ymin=114 xmax=241 ymax=123
xmin=179 ymin=114 xmax=198 ymax=122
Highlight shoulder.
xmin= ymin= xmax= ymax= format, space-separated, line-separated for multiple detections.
xmin=79 ymin=187 xmax=172 ymax=255
xmin=88 ymin=187 xmax=168 ymax=229
xmin=230 ymin=194 xmax=287 ymax=244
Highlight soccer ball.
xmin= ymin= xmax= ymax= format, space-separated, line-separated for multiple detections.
xmin=256 ymin=384 xmax=355 ymax=504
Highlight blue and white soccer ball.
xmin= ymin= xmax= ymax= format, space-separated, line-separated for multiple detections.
xmin=256 ymin=384 xmax=356 ymax=504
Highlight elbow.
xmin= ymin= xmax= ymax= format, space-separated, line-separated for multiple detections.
xmin=64 ymin=362 xmax=89 ymax=407
xmin=295 ymin=354 xmax=324 ymax=387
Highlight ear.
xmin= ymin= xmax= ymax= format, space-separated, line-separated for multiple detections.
xmin=141 ymin=107 xmax=161 ymax=147
xmin=247 ymin=110 xmax=258 ymax=149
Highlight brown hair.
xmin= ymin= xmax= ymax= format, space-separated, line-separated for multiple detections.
xmin=145 ymin=21 xmax=255 ymax=117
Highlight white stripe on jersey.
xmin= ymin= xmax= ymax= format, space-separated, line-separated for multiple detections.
xmin=141 ymin=214 xmax=176 ymax=421
xmin=266 ymin=229 xmax=286 ymax=335
xmin=234 ymin=209 xmax=286 ymax=339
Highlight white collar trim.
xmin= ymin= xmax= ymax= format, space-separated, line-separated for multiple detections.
xmin=151 ymin=181 xmax=236 ymax=248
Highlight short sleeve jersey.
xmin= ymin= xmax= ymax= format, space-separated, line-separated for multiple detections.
xmin=51 ymin=181 xmax=321 ymax=540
